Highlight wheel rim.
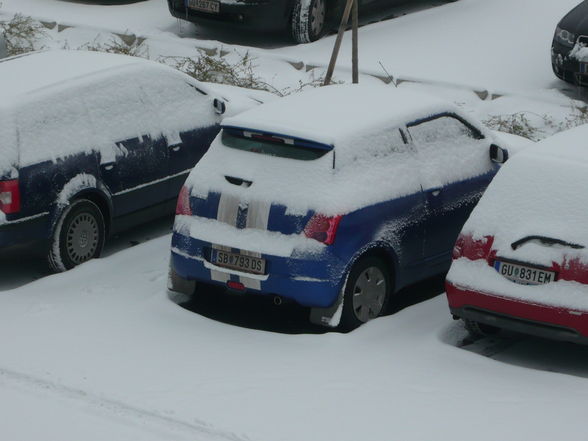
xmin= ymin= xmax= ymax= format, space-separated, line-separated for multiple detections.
xmin=65 ymin=212 xmax=99 ymax=264
xmin=351 ymin=266 xmax=387 ymax=323
xmin=310 ymin=0 xmax=326 ymax=38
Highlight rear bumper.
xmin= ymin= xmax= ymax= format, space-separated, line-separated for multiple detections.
xmin=446 ymin=282 xmax=588 ymax=345
xmin=167 ymin=0 xmax=291 ymax=32
xmin=169 ymin=231 xmax=344 ymax=308
xmin=0 ymin=213 xmax=50 ymax=258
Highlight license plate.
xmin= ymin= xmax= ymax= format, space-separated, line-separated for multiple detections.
xmin=494 ymin=260 xmax=555 ymax=286
xmin=186 ymin=0 xmax=220 ymax=13
xmin=211 ymin=249 xmax=265 ymax=275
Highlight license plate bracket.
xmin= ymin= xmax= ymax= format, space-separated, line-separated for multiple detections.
xmin=211 ymin=249 xmax=266 ymax=275
xmin=186 ymin=0 xmax=220 ymax=13
xmin=494 ymin=259 xmax=556 ymax=285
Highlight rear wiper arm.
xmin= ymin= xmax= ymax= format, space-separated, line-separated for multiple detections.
xmin=511 ymin=235 xmax=585 ymax=251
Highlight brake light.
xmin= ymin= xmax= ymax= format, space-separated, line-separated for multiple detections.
xmin=557 ymin=257 xmax=588 ymax=285
xmin=0 ymin=180 xmax=20 ymax=214
xmin=304 ymin=214 xmax=342 ymax=245
xmin=452 ymin=233 xmax=494 ymax=262
xmin=175 ymin=186 xmax=192 ymax=216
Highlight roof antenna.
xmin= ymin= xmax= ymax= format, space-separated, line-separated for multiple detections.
xmin=378 ymin=61 xmax=396 ymax=87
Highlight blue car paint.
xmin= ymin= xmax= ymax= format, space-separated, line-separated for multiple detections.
xmin=0 ymin=124 xmax=219 ymax=257
xmin=168 ymin=119 xmax=500 ymax=310
xmin=170 ymin=186 xmax=439 ymax=308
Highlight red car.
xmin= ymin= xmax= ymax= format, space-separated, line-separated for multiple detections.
xmin=446 ymin=125 xmax=588 ymax=344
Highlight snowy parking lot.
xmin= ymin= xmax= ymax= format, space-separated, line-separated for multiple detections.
xmin=2 ymin=0 xmax=588 ymax=440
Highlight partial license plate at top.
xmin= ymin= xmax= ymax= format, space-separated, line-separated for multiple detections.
xmin=494 ymin=260 xmax=555 ymax=286
xmin=187 ymin=0 xmax=220 ymax=13
xmin=211 ymin=249 xmax=265 ymax=275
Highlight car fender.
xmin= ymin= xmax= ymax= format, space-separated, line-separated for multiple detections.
xmin=48 ymin=173 xmax=113 ymax=234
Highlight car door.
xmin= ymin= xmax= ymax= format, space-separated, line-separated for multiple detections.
xmin=83 ymin=79 xmax=169 ymax=219
xmin=137 ymin=73 xmax=220 ymax=201
xmin=407 ymin=114 xmax=497 ymax=269
xmin=342 ymin=127 xmax=427 ymax=285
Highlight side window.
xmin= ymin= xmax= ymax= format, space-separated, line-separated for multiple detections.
xmin=83 ymin=79 xmax=159 ymax=145
xmin=135 ymin=70 xmax=217 ymax=142
xmin=16 ymin=89 xmax=95 ymax=166
xmin=407 ymin=115 xmax=490 ymax=188
xmin=409 ymin=115 xmax=482 ymax=145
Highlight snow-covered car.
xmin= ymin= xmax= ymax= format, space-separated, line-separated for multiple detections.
xmin=0 ymin=50 xmax=263 ymax=271
xmin=168 ymin=0 xmax=416 ymax=44
xmin=168 ymin=84 xmax=510 ymax=330
xmin=551 ymin=1 xmax=588 ymax=86
xmin=446 ymin=124 xmax=588 ymax=344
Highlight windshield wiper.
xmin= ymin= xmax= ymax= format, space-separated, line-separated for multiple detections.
xmin=511 ymin=235 xmax=585 ymax=251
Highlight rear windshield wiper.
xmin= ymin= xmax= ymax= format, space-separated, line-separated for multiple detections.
xmin=511 ymin=235 xmax=585 ymax=251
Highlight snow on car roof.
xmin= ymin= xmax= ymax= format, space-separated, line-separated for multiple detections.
xmin=222 ymin=83 xmax=452 ymax=146
xmin=0 ymin=50 xmax=154 ymax=103
xmin=516 ymin=123 xmax=588 ymax=165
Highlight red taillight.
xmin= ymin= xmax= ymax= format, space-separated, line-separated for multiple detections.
xmin=304 ymin=214 xmax=342 ymax=245
xmin=175 ymin=185 xmax=192 ymax=216
xmin=227 ymin=281 xmax=246 ymax=291
xmin=452 ymin=233 xmax=494 ymax=262
xmin=557 ymin=257 xmax=588 ymax=285
xmin=0 ymin=180 xmax=20 ymax=214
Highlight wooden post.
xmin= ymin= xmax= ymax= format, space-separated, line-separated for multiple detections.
xmin=352 ymin=0 xmax=358 ymax=83
xmin=323 ymin=0 xmax=355 ymax=86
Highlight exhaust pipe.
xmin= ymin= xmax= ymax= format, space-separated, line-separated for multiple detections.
xmin=273 ymin=296 xmax=283 ymax=306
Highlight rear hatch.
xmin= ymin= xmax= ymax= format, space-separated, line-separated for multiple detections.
xmin=180 ymin=126 xmax=336 ymax=246
xmin=449 ymin=150 xmax=588 ymax=310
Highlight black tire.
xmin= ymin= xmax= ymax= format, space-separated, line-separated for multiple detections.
xmin=463 ymin=319 xmax=500 ymax=338
xmin=48 ymin=199 xmax=106 ymax=272
xmin=339 ymin=256 xmax=391 ymax=331
xmin=290 ymin=0 xmax=327 ymax=44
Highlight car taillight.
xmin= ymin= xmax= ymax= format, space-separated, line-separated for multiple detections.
xmin=0 ymin=180 xmax=20 ymax=214
xmin=175 ymin=186 xmax=192 ymax=216
xmin=452 ymin=233 xmax=494 ymax=262
xmin=304 ymin=214 xmax=342 ymax=245
xmin=557 ymin=257 xmax=588 ymax=285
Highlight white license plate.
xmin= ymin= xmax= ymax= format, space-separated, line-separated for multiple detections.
xmin=211 ymin=249 xmax=265 ymax=275
xmin=187 ymin=0 xmax=220 ymax=13
xmin=494 ymin=260 xmax=555 ymax=285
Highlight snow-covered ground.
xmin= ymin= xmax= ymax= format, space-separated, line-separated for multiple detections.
xmin=2 ymin=0 xmax=588 ymax=440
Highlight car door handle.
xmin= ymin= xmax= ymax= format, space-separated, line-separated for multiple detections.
xmin=101 ymin=162 xmax=116 ymax=171
xmin=428 ymin=188 xmax=442 ymax=197
xmin=169 ymin=144 xmax=182 ymax=152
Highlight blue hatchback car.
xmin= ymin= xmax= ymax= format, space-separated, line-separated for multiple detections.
xmin=0 ymin=50 xmax=263 ymax=271
xmin=168 ymin=84 xmax=510 ymax=330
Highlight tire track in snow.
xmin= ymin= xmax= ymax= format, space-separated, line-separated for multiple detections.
xmin=0 ymin=366 xmax=252 ymax=441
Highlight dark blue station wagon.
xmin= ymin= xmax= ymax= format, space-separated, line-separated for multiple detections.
xmin=0 ymin=50 xmax=259 ymax=271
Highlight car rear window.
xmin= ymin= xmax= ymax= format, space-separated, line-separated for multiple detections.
xmin=221 ymin=127 xmax=332 ymax=161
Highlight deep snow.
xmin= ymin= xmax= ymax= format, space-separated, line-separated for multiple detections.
xmin=1 ymin=0 xmax=588 ymax=440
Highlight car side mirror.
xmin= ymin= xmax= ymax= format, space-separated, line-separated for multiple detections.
xmin=490 ymin=144 xmax=509 ymax=164
xmin=213 ymin=98 xmax=226 ymax=115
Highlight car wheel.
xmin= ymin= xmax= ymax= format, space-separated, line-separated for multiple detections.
xmin=48 ymin=199 xmax=106 ymax=272
xmin=291 ymin=0 xmax=327 ymax=44
xmin=339 ymin=256 xmax=391 ymax=331
xmin=463 ymin=319 xmax=500 ymax=338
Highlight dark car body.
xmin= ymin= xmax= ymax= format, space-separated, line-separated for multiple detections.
xmin=167 ymin=0 xmax=407 ymax=35
xmin=0 ymin=50 xmax=259 ymax=269
xmin=552 ymin=1 xmax=588 ymax=85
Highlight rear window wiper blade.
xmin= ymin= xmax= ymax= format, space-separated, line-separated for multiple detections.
xmin=511 ymin=235 xmax=585 ymax=251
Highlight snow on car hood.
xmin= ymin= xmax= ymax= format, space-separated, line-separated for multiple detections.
xmin=462 ymin=125 xmax=588 ymax=267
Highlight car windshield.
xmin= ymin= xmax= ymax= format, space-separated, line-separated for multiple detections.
xmin=221 ymin=128 xmax=331 ymax=161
